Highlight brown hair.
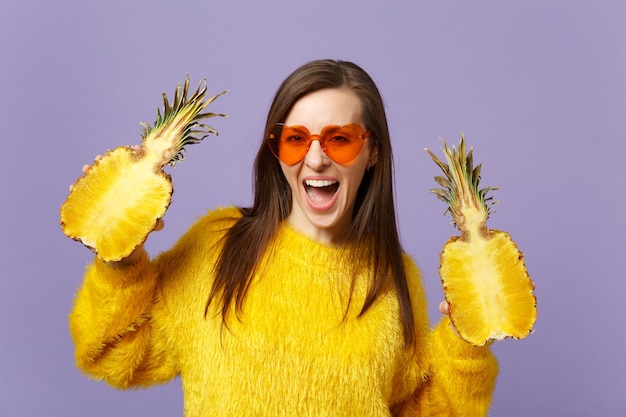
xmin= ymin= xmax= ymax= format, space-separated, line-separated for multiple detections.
xmin=207 ymin=59 xmax=415 ymax=346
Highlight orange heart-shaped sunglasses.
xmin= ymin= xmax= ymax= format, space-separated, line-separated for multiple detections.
xmin=267 ymin=123 xmax=372 ymax=165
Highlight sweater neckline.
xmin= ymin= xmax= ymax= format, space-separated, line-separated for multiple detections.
xmin=276 ymin=221 xmax=363 ymax=268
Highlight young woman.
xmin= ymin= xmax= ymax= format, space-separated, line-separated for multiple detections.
xmin=69 ymin=59 xmax=498 ymax=416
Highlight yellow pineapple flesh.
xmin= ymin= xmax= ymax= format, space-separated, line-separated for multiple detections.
xmin=426 ymin=134 xmax=536 ymax=346
xmin=60 ymin=77 xmax=227 ymax=262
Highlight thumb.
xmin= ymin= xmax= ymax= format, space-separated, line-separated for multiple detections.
xmin=153 ymin=218 xmax=165 ymax=232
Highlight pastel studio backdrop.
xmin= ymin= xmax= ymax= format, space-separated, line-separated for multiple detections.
xmin=1 ymin=1 xmax=624 ymax=416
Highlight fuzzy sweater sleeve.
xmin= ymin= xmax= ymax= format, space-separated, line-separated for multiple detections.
xmin=397 ymin=318 xmax=499 ymax=417
xmin=68 ymin=207 xmax=242 ymax=389
xmin=394 ymin=256 xmax=498 ymax=417
xmin=68 ymin=249 xmax=179 ymax=389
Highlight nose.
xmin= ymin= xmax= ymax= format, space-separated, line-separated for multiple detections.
xmin=303 ymin=139 xmax=330 ymax=169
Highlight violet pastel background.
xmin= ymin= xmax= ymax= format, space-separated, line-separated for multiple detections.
xmin=1 ymin=0 xmax=624 ymax=416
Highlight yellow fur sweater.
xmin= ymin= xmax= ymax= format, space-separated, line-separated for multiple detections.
xmin=69 ymin=206 xmax=498 ymax=416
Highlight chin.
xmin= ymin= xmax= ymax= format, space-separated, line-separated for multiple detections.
xmin=304 ymin=201 xmax=352 ymax=233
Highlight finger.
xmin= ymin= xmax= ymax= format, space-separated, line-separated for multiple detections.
xmin=449 ymin=320 xmax=462 ymax=339
xmin=439 ymin=301 xmax=463 ymax=339
xmin=154 ymin=218 xmax=165 ymax=232
xmin=82 ymin=155 xmax=103 ymax=174
xmin=439 ymin=300 xmax=450 ymax=315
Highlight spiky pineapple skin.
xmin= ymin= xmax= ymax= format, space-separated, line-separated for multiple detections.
xmin=61 ymin=147 xmax=172 ymax=261
xmin=440 ymin=229 xmax=537 ymax=346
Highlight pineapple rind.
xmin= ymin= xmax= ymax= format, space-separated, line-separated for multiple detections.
xmin=61 ymin=147 xmax=172 ymax=261
xmin=440 ymin=230 xmax=537 ymax=346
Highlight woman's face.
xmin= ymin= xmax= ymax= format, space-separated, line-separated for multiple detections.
xmin=280 ymin=87 xmax=376 ymax=243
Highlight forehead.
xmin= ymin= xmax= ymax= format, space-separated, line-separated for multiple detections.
xmin=284 ymin=88 xmax=364 ymax=132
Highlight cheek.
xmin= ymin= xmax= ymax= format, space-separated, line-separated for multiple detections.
xmin=280 ymin=164 xmax=300 ymax=190
xmin=348 ymin=152 xmax=371 ymax=184
xmin=341 ymin=164 xmax=368 ymax=194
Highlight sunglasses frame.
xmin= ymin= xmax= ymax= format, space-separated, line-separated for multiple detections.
xmin=267 ymin=123 xmax=372 ymax=165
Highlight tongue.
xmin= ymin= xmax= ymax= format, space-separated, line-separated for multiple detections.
xmin=306 ymin=185 xmax=337 ymax=206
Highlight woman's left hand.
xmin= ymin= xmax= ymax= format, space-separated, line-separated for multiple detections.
xmin=439 ymin=300 xmax=465 ymax=340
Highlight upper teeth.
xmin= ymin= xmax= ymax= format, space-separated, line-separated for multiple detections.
xmin=305 ymin=179 xmax=337 ymax=187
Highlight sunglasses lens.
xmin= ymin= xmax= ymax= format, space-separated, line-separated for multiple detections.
xmin=268 ymin=125 xmax=309 ymax=165
xmin=321 ymin=124 xmax=366 ymax=164
xmin=268 ymin=124 xmax=368 ymax=165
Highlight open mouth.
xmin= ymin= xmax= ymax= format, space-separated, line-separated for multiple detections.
xmin=304 ymin=179 xmax=339 ymax=209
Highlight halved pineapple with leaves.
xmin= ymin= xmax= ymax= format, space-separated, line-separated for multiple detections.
xmin=60 ymin=76 xmax=227 ymax=262
xmin=426 ymin=134 xmax=536 ymax=346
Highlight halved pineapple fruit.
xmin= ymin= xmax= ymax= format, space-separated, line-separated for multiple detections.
xmin=60 ymin=77 xmax=227 ymax=262
xmin=426 ymin=134 xmax=536 ymax=346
